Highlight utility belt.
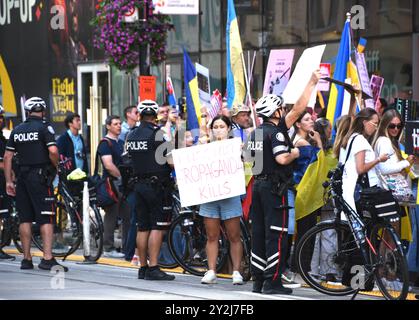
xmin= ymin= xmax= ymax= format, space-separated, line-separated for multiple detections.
xmin=255 ymin=172 xmax=294 ymax=196
xmin=135 ymin=174 xmax=172 ymax=186
xmin=19 ymin=164 xmax=56 ymax=186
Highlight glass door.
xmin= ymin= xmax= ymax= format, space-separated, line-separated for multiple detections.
xmin=77 ymin=64 xmax=110 ymax=175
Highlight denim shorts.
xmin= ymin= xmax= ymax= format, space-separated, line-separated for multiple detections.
xmin=199 ymin=196 xmax=242 ymax=221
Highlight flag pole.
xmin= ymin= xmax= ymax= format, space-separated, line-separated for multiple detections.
xmin=241 ymin=52 xmax=257 ymax=130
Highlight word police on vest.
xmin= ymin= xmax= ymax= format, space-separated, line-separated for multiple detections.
xmin=126 ymin=141 xmax=148 ymax=151
xmin=14 ymin=132 xmax=39 ymax=142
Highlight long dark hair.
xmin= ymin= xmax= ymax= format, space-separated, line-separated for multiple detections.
xmin=372 ymin=109 xmax=404 ymax=160
xmin=314 ymin=117 xmax=332 ymax=150
xmin=210 ymin=115 xmax=232 ymax=129
xmin=291 ymin=111 xmax=316 ymax=146
xmin=342 ymin=108 xmax=378 ymax=149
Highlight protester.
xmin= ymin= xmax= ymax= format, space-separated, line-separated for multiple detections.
xmin=157 ymin=104 xmax=170 ymax=127
xmin=199 ymin=115 xmax=244 ymax=285
xmin=56 ymin=112 xmax=88 ymax=173
xmin=245 ymin=70 xmax=320 ymax=295
xmin=340 ymin=108 xmax=389 ymax=214
xmin=231 ymin=104 xmax=252 ymax=142
xmin=126 ymin=100 xmax=175 ymax=281
xmin=372 ymin=109 xmax=414 ymax=241
xmin=98 ymin=115 xmax=130 ymax=258
xmin=119 ymin=105 xmax=139 ymax=143
xmin=4 ymin=97 xmax=68 ymax=271
xmin=333 ymin=115 xmax=352 ymax=161
xmin=376 ymin=98 xmax=388 ymax=118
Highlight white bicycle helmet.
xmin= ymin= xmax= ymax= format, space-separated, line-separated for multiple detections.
xmin=0 ymin=104 xmax=4 ymax=115
xmin=255 ymin=94 xmax=284 ymax=118
xmin=24 ymin=97 xmax=47 ymax=112
xmin=137 ymin=100 xmax=159 ymax=116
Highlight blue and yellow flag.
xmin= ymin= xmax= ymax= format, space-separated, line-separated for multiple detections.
xmin=295 ymin=149 xmax=338 ymax=221
xmin=326 ymin=16 xmax=352 ymax=128
xmin=226 ymin=0 xmax=245 ymax=109
xmin=183 ymin=49 xmax=202 ymax=135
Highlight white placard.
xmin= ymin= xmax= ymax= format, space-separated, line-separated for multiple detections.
xmin=122 ymin=8 xmax=139 ymax=23
xmin=173 ymin=138 xmax=246 ymax=207
xmin=153 ymin=0 xmax=199 ymax=15
xmin=282 ymin=44 xmax=326 ymax=105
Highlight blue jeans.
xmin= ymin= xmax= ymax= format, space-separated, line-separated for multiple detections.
xmin=288 ymin=190 xmax=295 ymax=235
xmin=123 ymin=192 xmax=138 ymax=260
xmin=407 ymin=181 xmax=419 ymax=272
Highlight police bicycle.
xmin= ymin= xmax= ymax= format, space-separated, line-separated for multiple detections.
xmin=167 ymin=194 xmax=252 ymax=281
xmin=32 ymin=159 xmax=104 ymax=261
xmin=295 ymin=167 xmax=409 ymax=300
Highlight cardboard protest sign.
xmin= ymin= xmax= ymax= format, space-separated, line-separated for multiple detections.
xmin=355 ymin=52 xmax=375 ymax=109
xmin=370 ymin=75 xmax=384 ymax=105
xmin=139 ymin=76 xmax=156 ymax=101
xmin=172 ymin=138 xmax=246 ymax=207
xmin=282 ymin=45 xmax=326 ymax=107
xmin=263 ymin=49 xmax=294 ymax=96
xmin=196 ymin=63 xmax=211 ymax=111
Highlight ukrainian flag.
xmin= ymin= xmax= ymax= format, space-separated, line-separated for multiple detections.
xmin=183 ymin=49 xmax=202 ymax=136
xmin=226 ymin=0 xmax=245 ymax=109
xmin=326 ymin=16 xmax=352 ymax=128
xmin=295 ymin=149 xmax=338 ymax=221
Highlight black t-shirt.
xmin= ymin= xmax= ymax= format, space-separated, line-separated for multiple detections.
xmin=126 ymin=121 xmax=172 ymax=177
xmin=245 ymin=117 xmax=294 ymax=176
xmin=97 ymin=137 xmax=124 ymax=178
xmin=6 ymin=116 xmax=56 ymax=167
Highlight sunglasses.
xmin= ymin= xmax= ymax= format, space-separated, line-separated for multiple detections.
xmin=388 ymin=124 xmax=403 ymax=130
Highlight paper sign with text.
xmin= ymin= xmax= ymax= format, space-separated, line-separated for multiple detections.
xmin=318 ymin=63 xmax=331 ymax=92
xmin=139 ymin=76 xmax=156 ymax=102
xmin=355 ymin=52 xmax=375 ymax=109
xmin=172 ymin=138 xmax=246 ymax=207
xmin=263 ymin=49 xmax=294 ymax=96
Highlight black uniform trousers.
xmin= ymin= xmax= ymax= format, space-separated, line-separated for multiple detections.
xmin=250 ymin=179 xmax=289 ymax=282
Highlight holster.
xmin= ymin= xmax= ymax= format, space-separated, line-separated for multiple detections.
xmin=270 ymin=171 xmax=293 ymax=197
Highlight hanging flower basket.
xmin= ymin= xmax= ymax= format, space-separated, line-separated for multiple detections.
xmin=91 ymin=0 xmax=174 ymax=72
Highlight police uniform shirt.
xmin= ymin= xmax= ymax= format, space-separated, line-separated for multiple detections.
xmin=126 ymin=121 xmax=172 ymax=176
xmin=246 ymin=117 xmax=293 ymax=176
xmin=6 ymin=116 xmax=56 ymax=166
xmin=0 ymin=130 xmax=6 ymax=162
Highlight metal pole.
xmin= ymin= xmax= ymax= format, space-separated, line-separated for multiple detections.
xmin=82 ymin=181 xmax=91 ymax=259
xmin=241 ymin=52 xmax=257 ymax=129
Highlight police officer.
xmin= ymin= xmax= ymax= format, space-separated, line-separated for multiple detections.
xmin=3 ymin=97 xmax=68 ymax=271
xmin=0 ymin=105 xmax=15 ymax=260
xmin=245 ymin=71 xmax=320 ymax=294
xmin=126 ymin=100 xmax=175 ymax=281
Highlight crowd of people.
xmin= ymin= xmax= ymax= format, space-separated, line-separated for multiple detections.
xmin=1 ymin=70 xmax=419 ymax=295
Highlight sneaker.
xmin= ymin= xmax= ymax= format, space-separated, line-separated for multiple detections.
xmin=20 ymin=259 xmax=34 ymax=270
xmin=252 ymin=279 xmax=264 ymax=293
xmin=38 ymin=258 xmax=69 ymax=272
xmin=145 ymin=266 xmax=175 ymax=281
xmin=103 ymin=249 xmax=125 ymax=259
xmin=232 ymin=271 xmax=244 ymax=285
xmin=138 ymin=266 xmax=148 ymax=279
xmin=201 ymin=270 xmax=217 ymax=284
xmin=0 ymin=250 xmax=15 ymax=260
xmin=263 ymin=280 xmax=293 ymax=295
xmin=131 ymin=255 xmax=139 ymax=266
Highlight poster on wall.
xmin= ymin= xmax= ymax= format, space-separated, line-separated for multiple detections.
xmin=263 ymin=49 xmax=294 ymax=97
xmin=0 ymin=0 xmax=97 ymax=134
xmin=153 ymin=0 xmax=200 ymax=15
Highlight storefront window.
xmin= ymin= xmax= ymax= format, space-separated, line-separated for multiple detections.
xmin=264 ymin=0 xmax=307 ymax=46
xmin=415 ymin=0 xmax=419 ymax=31
xmin=358 ymin=0 xmax=412 ymax=37
xmin=167 ymin=15 xmax=199 ymax=54
xmin=309 ymin=0 xmax=357 ymax=43
xmin=200 ymin=53 xmax=222 ymax=93
xmin=201 ymin=0 xmax=222 ymax=51
xmin=365 ymin=37 xmax=412 ymax=103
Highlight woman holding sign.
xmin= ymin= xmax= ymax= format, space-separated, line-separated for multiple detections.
xmin=199 ymin=115 xmax=244 ymax=285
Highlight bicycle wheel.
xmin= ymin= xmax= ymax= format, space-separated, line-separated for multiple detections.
xmin=240 ymin=219 xmax=251 ymax=282
xmin=168 ymin=211 xmax=229 ymax=276
xmin=369 ymin=222 xmax=409 ymax=300
xmin=296 ymin=221 xmax=358 ymax=296
xmin=32 ymin=204 xmax=82 ymax=257
xmin=0 ymin=216 xmax=11 ymax=249
xmin=85 ymin=204 xmax=104 ymax=261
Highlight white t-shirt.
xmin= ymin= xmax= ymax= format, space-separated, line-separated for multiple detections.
xmin=340 ymin=134 xmax=378 ymax=212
